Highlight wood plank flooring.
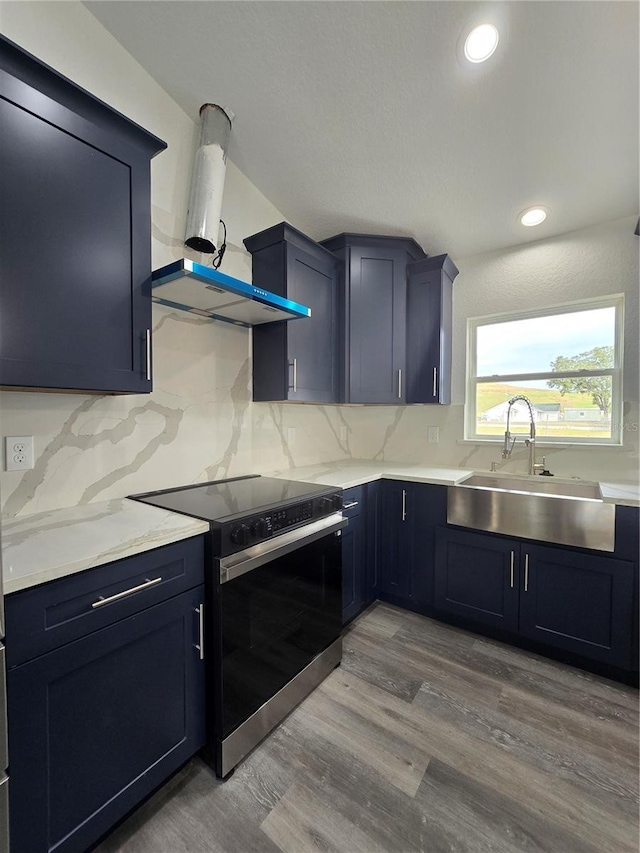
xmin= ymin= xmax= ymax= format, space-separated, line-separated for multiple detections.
xmin=96 ymin=603 xmax=639 ymax=853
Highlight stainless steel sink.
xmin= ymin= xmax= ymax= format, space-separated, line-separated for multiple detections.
xmin=460 ymin=475 xmax=601 ymax=500
xmin=449 ymin=474 xmax=615 ymax=551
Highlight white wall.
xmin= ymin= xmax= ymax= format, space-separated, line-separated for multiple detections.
xmin=1 ymin=2 xmax=637 ymax=518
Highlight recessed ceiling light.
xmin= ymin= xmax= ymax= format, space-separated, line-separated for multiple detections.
xmin=464 ymin=24 xmax=499 ymax=63
xmin=519 ymin=207 xmax=548 ymax=227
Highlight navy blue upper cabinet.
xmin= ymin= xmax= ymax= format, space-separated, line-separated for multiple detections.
xmin=320 ymin=234 xmax=428 ymax=404
xmin=0 ymin=36 xmax=166 ymax=394
xmin=245 ymin=223 xmax=341 ymax=403
xmin=406 ymin=254 xmax=459 ymax=404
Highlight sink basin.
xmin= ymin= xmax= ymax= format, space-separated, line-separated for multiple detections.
xmin=460 ymin=475 xmax=601 ymax=501
xmin=449 ymin=474 xmax=615 ymax=552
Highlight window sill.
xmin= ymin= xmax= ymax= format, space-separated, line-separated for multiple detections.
xmin=458 ymin=438 xmax=625 ymax=449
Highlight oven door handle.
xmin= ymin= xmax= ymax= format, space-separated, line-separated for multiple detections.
xmin=218 ymin=512 xmax=348 ymax=584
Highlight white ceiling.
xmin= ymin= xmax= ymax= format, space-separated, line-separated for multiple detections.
xmin=86 ymin=1 xmax=639 ymax=259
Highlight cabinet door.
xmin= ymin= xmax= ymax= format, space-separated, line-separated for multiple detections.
xmin=434 ymin=527 xmax=520 ymax=631
xmin=378 ymin=481 xmax=412 ymax=600
xmin=363 ymin=481 xmax=380 ymax=608
xmin=8 ymin=587 xmax=205 ymax=853
xmin=519 ymin=544 xmax=635 ymax=668
xmin=342 ymin=486 xmax=365 ymax=625
xmin=0 ymin=67 xmax=156 ymax=393
xmin=410 ymin=483 xmax=447 ymax=608
xmin=286 ymin=243 xmax=339 ymax=402
xmin=405 ymin=255 xmax=457 ymax=404
xmin=348 ymin=247 xmax=407 ymax=403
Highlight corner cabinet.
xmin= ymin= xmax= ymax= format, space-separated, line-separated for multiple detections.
xmin=434 ymin=526 xmax=635 ymax=669
xmin=0 ymin=35 xmax=166 ymax=394
xmin=321 ymin=233 xmax=442 ymax=404
xmin=245 ymin=223 xmax=341 ymax=403
xmin=5 ymin=537 xmax=206 ymax=853
xmin=406 ymin=254 xmax=458 ymax=404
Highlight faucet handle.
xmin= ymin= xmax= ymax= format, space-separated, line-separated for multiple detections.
xmin=539 ymin=456 xmax=554 ymax=477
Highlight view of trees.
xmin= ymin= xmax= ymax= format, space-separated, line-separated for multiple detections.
xmin=547 ymin=346 xmax=614 ymax=414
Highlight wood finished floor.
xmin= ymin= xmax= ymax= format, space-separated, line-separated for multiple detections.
xmin=96 ymin=603 xmax=639 ymax=853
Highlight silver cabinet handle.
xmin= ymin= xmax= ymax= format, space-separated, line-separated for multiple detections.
xmin=92 ymin=576 xmax=162 ymax=608
xmin=194 ymin=603 xmax=204 ymax=660
xmin=401 ymin=489 xmax=407 ymax=522
xmin=398 ymin=368 xmax=402 ymax=399
xmin=524 ymin=553 xmax=529 ymax=592
xmin=289 ymin=358 xmax=298 ymax=393
xmin=146 ymin=329 xmax=152 ymax=381
xmin=343 ymin=501 xmax=359 ymax=509
xmin=509 ymin=551 xmax=514 ymax=588
xmin=432 ymin=366 xmax=437 ymax=398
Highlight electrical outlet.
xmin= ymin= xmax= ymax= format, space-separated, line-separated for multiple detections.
xmin=5 ymin=435 xmax=34 ymax=470
xmin=340 ymin=425 xmax=348 ymax=441
xmin=427 ymin=426 xmax=440 ymax=444
xmin=286 ymin=427 xmax=296 ymax=446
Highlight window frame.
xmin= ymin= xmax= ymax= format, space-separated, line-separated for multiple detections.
xmin=465 ymin=294 xmax=625 ymax=446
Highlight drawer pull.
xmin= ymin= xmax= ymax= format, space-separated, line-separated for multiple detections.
xmin=401 ymin=489 xmax=407 ymax=522
xmin=343 ymin=501 xmax=359 ymax=509
xmin=524 ymin=554 xmax=529 ymax=592
xmin=91 ymin=576 xmax=162 ymax=609
xmin=509 ymin=550 xmax=514 ymax=588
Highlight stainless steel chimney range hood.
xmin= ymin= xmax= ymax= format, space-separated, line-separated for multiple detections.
xmin=151 ymin=259 xmax=311 ymax=327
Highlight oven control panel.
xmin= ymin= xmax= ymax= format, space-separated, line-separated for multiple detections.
xmin=222 ymin=492 xmax=343 ymax=554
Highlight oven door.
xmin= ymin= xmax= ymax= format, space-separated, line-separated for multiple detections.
xmin=215 ymin=512 xmax=346 ymax=739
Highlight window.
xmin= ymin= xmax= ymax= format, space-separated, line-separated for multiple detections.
xmin=466 ymin=296 xmax=624 ymax=444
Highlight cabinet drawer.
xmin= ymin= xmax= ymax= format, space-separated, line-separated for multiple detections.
xmin=342 ymin=486 xmax=363 ymax=519
xmin=5 ymin=536 xmax=204 ymax=667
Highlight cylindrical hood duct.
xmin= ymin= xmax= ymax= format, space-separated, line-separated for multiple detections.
xmin=185 ymin=103 xmax=233 ymax=254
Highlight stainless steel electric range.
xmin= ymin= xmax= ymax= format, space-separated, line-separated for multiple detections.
xmin=132 ymin=475 xmax=346 ymax=778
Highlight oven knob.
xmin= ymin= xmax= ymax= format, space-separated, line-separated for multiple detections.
xmin=230 ymin=524 xmax=250 ymax=546
xmin=251 ymin=518 xmax=268 ymax=539
xmin=319 ymin=497 xmax=334 ymax=514
xmin=332 ymin=494 xmax=343 ymax=511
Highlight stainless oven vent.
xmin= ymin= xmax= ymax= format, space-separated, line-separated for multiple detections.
xmin=184 ymin=103 xmax=233 ymax=254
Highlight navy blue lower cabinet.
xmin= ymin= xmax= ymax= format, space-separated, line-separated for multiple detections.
xmin=378 ymin=481 xmax=445 ymax=609
xmin=7 ymin=586 xmax=206 ymax=853
xmin=434 ymin=527 xmax=520 ymax=632
xmin=378 ymin=481 xmax=413 ymax=600
xmin=342 ymin=510 xmax=365 ymax=625
xmin=363 ymin=481 xmax=380 ymax=608
xmin=518 ymin=544 xmax=635 ymax=668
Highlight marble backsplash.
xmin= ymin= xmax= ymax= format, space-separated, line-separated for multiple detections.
xmin=1 ymin=286 xmax=638 ymax=517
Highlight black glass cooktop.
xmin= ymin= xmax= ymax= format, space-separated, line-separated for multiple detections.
xmin=132 ymin=475 xmax=334 ymax=523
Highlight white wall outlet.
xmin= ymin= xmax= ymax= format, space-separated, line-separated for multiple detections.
xmin=5 ymin=435 xmax=35 ymax=471
xmin=427 ymin=426 xmax=440 ymax=444
xmin=286 ymin=427 xmax=296 ymax=446
xmin=340 ymin=425 xmax=348 ymax=441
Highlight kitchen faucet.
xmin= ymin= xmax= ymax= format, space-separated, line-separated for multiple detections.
xmin=501 ymin=395 xmax=544 ymax=475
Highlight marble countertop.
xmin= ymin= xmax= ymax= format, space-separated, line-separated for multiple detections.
xmin=2 ymin=461 xmax=637 ymax=597
xmin=265 ymin=460 xmax=640 ymax=507
xmin=1 ymin=499 xmax=209 ymax=595
xmin=265 ymin=461 xmax=474 ymax=489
